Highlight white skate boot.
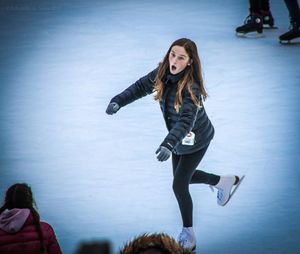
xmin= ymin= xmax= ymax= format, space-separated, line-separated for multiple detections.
xmin=178 ymin=227 xmax=196 ymax=251
xmin=211 ymin=175 xmax=245 ymax=206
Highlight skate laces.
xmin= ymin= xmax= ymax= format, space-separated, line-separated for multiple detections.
xmin=178 ymin=230 xmax=188 ymax=245
xmin=244 ymin=14 xmax=252 ymax=24
xmin=243 ymin=14 xmax=262 ymax=25
xmin=217 ymin=189 xmax=224 ymax=201
xmin=209 ymin=185 xmax=224 ymax=201
xmin=287 ymin=24 xmax=293 ymax=31
xmin=290 ymin=22 xmax=300 ymax=31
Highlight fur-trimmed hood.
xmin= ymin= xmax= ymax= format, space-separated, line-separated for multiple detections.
xmin=119 ymin=233 xmax=193 ymax=254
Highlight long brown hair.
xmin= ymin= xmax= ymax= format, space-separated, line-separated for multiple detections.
xmin=154 ymin=38 xmax=207 ymax=112
xmin=0 ymin=183 xmax=46 ymax=254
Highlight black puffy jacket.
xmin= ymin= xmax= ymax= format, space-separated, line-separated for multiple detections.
xmin=109 ymin=68 xmax=214 ymax=155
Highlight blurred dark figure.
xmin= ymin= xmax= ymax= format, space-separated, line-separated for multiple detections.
xmin=235 ymin=0 xmax=300 ymax=43
xmin=74 ymin=240 xmax=111 ymax=254
xmin=119 ymin=233 xmax=194 ymax=254
xmin=0 ymin=183 xmax=62 ymax=254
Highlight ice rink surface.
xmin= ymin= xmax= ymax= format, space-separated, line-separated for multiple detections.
xmin=0 ymin=0 xmax=299 ymax=253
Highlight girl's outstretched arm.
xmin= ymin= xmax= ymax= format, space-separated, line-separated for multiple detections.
xmin=105 ymin=68 xmax=158 ymax=114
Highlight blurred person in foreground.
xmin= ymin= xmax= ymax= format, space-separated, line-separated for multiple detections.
xmin=0 ymin=183 xmax=62 ymax=254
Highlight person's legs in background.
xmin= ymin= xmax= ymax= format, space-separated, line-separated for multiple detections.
xmin=261 ymin=0 xmax=275 ymax=27
xmin=279 ymin=0 xmax=300 ymax=42
xmin=236 ymin=0 xmax=275 ymax=35
xmin=236 ymin=0 xmax=264 ymax=35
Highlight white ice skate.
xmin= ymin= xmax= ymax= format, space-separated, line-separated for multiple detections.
xmin=178 ymin=227 xmax=196 ymax=252
xmin=210 ymin=175 xmax=245 ymax=206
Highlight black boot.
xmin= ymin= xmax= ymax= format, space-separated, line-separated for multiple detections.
xmin=279 ymin=21 xmax=300 ymax=43
xmin=261 ymin=10 xmax=275 ymax=28
xmin=236 ymin=13 xmax=263 ymax=35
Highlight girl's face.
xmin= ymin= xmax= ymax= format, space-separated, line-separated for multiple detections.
xmin=168 ymin=45 xmax=191 ymax=75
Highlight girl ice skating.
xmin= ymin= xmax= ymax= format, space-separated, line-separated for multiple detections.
xmin=106 ymin=38 xmax=244 ymax=251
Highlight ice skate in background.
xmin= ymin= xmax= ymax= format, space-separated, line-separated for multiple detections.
xmin=279 ymin=21 xmax=300 ymax=44
xmin=235 ymin=12 xmax=277 ymax=37
xmin=235 ymin=0 xmax=277 ymax=37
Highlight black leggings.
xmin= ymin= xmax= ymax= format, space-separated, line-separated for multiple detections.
xmin=284 ymin=0 xmax=300 ymax=23
xmin=249 ymin=0 xmax=271 ymax=13
xmin=172 ymin=145 xmax=220 ymax=227
xmin=249 ymin=0 xmax=300 ymax=23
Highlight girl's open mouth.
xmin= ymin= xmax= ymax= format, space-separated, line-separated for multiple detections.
xmin=171 ymin=65 xmax=177 ymax=71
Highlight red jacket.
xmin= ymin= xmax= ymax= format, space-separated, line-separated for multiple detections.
xmin=0 ymin=208 xmax=62 ymax=254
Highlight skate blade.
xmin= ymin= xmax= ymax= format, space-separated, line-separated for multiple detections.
xmin=279 ymin=39 xmax=300 ymax=45
xmin=263 ymin=25 xmax=278 ymax=29
xmin=224 ymin=175 xmax=245 ymax=206
xmin=236 ymin=32 xmax=264 ymax=38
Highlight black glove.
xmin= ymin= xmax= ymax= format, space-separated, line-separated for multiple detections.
xmin=106 ymin=102 xmax=120 ymax=115
xmin=155 ymin=146 xmax=171 ymax=162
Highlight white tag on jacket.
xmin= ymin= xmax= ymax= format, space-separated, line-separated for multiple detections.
xmin=182 ymin=132 xmax=195 ymax=146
